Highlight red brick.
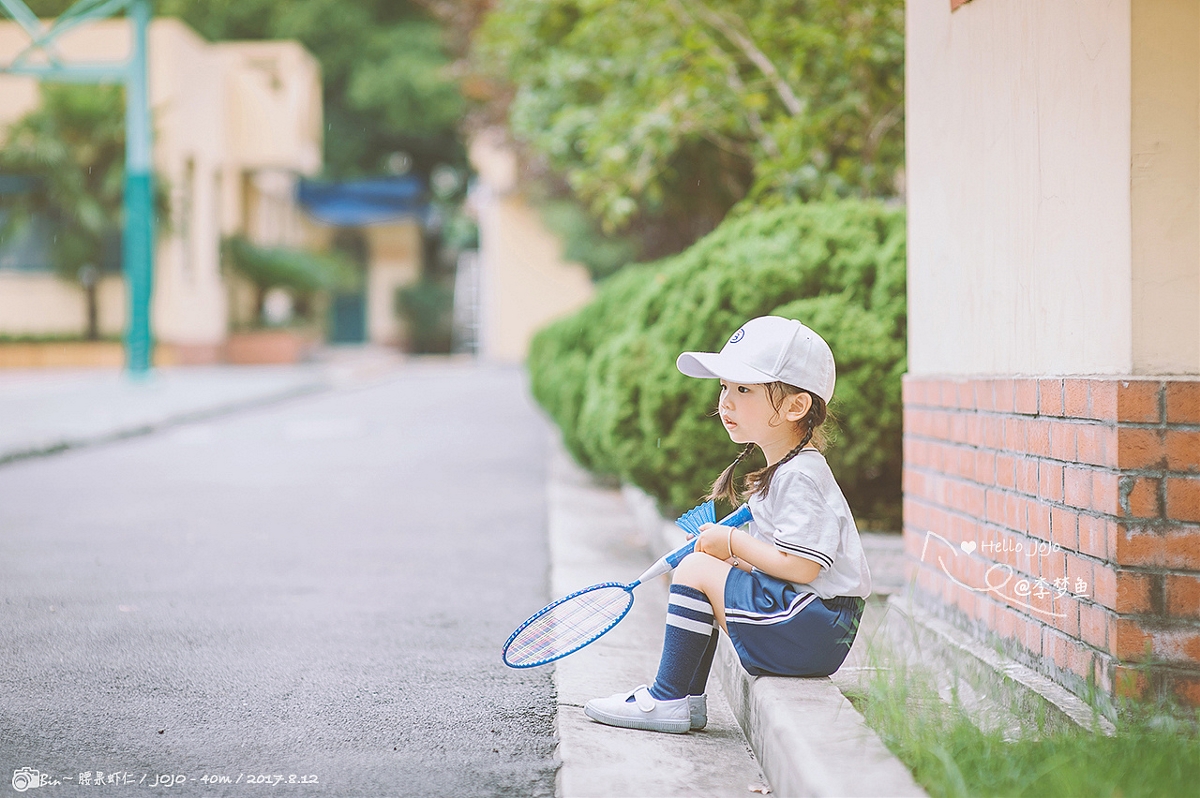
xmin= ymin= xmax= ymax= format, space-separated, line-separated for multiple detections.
xmin=1165 ymin=573 xmax=1200 ymax=619
xmin=1014 ymin=380 xmax=1039 ymax=415
xmin=1166 ymin=477 xmax=1200 ymax=522
xmin=994 ymin=380 xmax=1015 ymax=413
xmin=1092 ymin=471 xmax=1118 ymax=514
xmin=1162 ymin=525 xmax=1200 ymax=569
xmin=1039 ymin=379 xmax=1064 ymax=416
xmin=974 ymin=449 xmax=996 ymax=484
xmin=963 ymin=415 xmax=982 ymax=447
xmin=1113 ymin=618 xmax=1153 ymax=660
xmin=1076 ymin=424 xmax=1115 ymax=467
xmin=1051 ymin=507 xmax=1079 ymax=550
xmin=1118 ymin=381 xmax=1162 ymax=423
xmin=1117 ymin=427 xmax=1166 ymax=470
xmin=1064 ymin=379 xmax=1090 ymax=418
xmin=931 ymin=409 xmax=951 ymax=440
xmin=997 ymin=606 xmax=1017 ymax=639
xmin=1067 ymin=641 xmax=1095 ymax=680
xmin=1049 ymin=597 xmax=1080 ymax=638
xmin=1120 ymin=476 xmax=1162 ymax=518
xmin=950 ymin=413 xmax=969 ymax=445
xmin=975 ymin=381 xmax=995 ymax=412
xmin=1044 ymin=627 xmax=1072 ymax=670
xmin=1165 ymin=381 xmax=1200 ymax=424
xmin=1040 ymin=547 xmax=1067 ymax=582
xmin=1166 ymin=430 xmax=1200 ymax=472
xmin=1028 ymin=502 xmax=1051 ymax=541
xmin=1027 ymin=419 xmax=1051 ymax=457
xmin=1113 ymin=665 xmax=1150 ymax=700
xmin=960 ymin=379 xmax=979 ymax=408
xmin=1039 ymin=462 xmax=1064 ymax=502
xmin=1077 ymin=514 xmax=1111 ymax=559
xmin=1093 ymin=569 xmax=1154 ymax=614
xmin=1021 ymin=615 xmax=1044 ymax=656
xmin=1050 ymin=422 xmax=1078 ymax=461
xmin=995 ymin=454 xmax=1017 ymax=489
xmin=1079 ymin=603 xmax=1110 ymax=649
xmin=902 ymin=379 xmax=919 ymax=406
xmin=1090 ymin=380 xmax=1118 ymax=421
xmin=1168 ymin=673 xmax=1200 ymax=709
xmin=1004 ymin=417 xmax=1028 ymax=452
xmin=1067 ymin=553 xmax=1096 ymax=594
xmin=1016 ymin=458 xmax=1039 ymax=495
xmin=983 ymin=416 xmax=1004 ymax=449
xmin=1064 ymin=466 xmax=1093 ymax=510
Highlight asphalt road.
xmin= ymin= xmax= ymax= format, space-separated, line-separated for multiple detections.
xmin=0 ymin=363 xmax=557 ymax=797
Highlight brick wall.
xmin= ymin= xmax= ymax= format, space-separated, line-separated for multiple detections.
xmin=902 ymin=376 xmax=1200 ymax=711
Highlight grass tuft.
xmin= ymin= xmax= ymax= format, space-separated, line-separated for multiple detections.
xmin=842 ymin=640 xmax=1200 ymax=798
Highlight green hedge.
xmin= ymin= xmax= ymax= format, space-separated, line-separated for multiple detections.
xmin=528 ymin=199 xmax=906 ymax=528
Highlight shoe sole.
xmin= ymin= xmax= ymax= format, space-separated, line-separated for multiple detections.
xmin=583 ymin=704 xmax=691 ymax=734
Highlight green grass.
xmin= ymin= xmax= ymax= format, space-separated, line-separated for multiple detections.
xmin=842 ymin=648 xmax=1200 ymax=798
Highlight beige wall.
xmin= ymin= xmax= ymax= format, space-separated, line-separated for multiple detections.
xmin=364 ymin=221 xmax=422 ymax=347
xmin=907 ymin=0 xmax=1135 ymax=377
xmin=0 ymin=272 xmax=124 ymax=336
xmin=1131 ymin=0 xmax=1200 ymax=374
xmin=469 ymin=129 xmax=594 ymax=363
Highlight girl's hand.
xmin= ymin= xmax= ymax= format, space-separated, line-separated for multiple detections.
xmin=695 ymin=523 xmax=733 ymax=561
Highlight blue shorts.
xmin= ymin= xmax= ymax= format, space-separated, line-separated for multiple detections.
xmin=724 ymin=568 xmax=866 ymax=677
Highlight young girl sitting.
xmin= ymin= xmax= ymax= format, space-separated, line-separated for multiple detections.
xmin=584 ymin=315 xmax=872 ymax=734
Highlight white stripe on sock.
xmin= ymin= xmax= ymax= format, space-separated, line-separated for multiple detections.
xmin=666 ymin=614 xmax=717 ymax=636
xmin=669 ymin=593 xmax=714 ymax=614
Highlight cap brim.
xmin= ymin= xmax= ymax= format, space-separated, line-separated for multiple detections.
xmin=676 ymin=352 xmax=776 ymax=384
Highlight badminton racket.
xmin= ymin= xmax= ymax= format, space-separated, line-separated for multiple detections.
xmin=502 ymin=501 xmax=753 ymax=668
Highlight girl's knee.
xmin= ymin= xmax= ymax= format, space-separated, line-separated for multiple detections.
xmin=672 ymin=552 xmax=729 ymax=606
xmin=673 ymin=551 xmax=715 ymax=584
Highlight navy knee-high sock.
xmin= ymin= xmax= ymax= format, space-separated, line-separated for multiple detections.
xmin=688 ymin=628 xmax=720 ymax=696
xmin=648 ymin=584 xmax=716 ymax=701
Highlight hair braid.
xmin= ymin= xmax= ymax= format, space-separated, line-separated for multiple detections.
xmin=706 ymin=442 xmax=756 ymax=507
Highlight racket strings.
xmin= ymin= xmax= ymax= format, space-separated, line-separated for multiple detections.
xmin=505 ymin=585 xmax=632 ymax=666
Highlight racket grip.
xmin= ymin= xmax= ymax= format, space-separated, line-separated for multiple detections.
xmin=634 ymin=504 xmax=753 ymax=584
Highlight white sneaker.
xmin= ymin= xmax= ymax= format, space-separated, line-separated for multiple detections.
xmin=689 ymin=694 xmax=707 ymax=730
xmin=583 ymin=685 xmax=691 ymax=734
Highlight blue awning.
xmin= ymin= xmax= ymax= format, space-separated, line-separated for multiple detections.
xmin=297 ymin=176 xmax=426 ymax=226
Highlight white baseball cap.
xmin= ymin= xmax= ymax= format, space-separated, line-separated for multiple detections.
xmin=676 ymin=316 xmax=836 ymax=403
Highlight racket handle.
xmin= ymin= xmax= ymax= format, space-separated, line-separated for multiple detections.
xmin=633 ymin=504 xmax=753 ymax=585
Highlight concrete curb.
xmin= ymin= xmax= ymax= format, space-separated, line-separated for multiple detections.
xmin=621 ymin=485 xmax=927 ymax=798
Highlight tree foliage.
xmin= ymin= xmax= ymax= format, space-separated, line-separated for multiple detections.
xmin=21 ymin=0 xmax=467 ymax=179
xmin=0 ymin=82 xmax=170 ymax=279
xmin=528 ymin=199 xmax=906 ymax=528
xmin=475 ymin=0 xmax=904 ymax=236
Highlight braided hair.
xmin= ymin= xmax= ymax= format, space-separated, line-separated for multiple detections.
xmin=706 ymin=383 xmax=830 ymax=506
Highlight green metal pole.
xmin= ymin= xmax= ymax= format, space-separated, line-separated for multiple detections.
xmin=122 ymin=0 xmax=153 ymax=374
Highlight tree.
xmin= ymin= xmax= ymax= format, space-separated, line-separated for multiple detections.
xmin=22 ymin=0 xmax=468 ymax=180
xmin=158 ymin=0 xmax=467 ymax=180
xmin=0 ymin=83 xmax=167 ymax=339
xmin=474 ymin=0 xmax=904 ymax=239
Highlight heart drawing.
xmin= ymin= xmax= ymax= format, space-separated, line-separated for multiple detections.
xmin=961 ymin=541 xmax=977 ymax=554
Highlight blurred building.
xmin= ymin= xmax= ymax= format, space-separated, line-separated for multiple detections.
xmin=0 ymin=17 xmax=324 ymax=363
xmin=297 ymin=177 xmax=426 ymax=349
xmin=468 ymin=128 xmax=594 ymax=363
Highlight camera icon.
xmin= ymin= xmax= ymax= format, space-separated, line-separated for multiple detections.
xmin=12 ymin=767 xmax=42 ymax=792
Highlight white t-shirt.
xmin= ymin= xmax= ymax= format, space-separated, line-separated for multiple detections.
xmin=745 ymin=449 xmax=872 ymax=599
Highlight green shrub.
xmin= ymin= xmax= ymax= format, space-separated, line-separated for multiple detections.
xmin=528 ymin=199 xmax=905 ymax=528
xmin=396 ymin=278 xmax=454 ymax=353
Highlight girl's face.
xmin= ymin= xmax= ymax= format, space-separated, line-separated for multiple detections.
xmin=717 ymin=380 xmax=810 ymax=454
